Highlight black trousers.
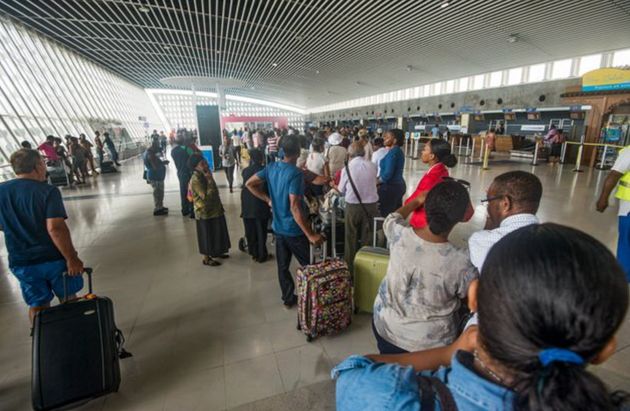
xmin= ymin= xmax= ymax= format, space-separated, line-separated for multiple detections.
xmin=224 ymin=165 xmax=235 ymax=189
xmin=378 ymin=181 xmax=406 ymax=217
xmin=275 ymin=234 xmax=310 ymax=304
xmin=243 ymin=218 xmax=269 ymax=261
xmin=177 ymin=172 xmax=193 ymax=216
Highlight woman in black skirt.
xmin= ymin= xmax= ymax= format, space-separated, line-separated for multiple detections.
xmin=188 ymin=154 xmax=231 ymax=266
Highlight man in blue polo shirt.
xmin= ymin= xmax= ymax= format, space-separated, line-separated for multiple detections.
xmin=0 ymin=149 xmax=84 ymax=324
xmin=246 ymin=135 xmax=324 ymax=308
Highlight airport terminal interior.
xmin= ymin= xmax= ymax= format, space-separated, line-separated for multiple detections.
xmin=0 ymin=1 xmax=630 ymax=410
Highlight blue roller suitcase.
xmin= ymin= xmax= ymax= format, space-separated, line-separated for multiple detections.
xmin=32 ymin=269 xmax=130 ymax=411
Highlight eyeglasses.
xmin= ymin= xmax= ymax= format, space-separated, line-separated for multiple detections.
xmin=481 ymin=194 xmax=507 ymax=203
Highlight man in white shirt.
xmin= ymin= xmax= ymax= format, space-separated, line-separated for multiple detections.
xmin=469 ymin=170 xmax=542 ymax=270
xmin=597 ymin=146 xmax=630 ymax=280
xmin=371 ymin=137 xmax=388 ymax=177
xmin=338 ymin=142 xmax=379 ymax=271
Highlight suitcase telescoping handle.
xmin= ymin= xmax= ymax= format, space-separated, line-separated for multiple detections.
xmin=373 ymin=217 xmax=385 ymax=248
xmin=63 ymin=267 xmax=93 ymax=301
xmin=309 ymin=240 xmax=328 ymax=265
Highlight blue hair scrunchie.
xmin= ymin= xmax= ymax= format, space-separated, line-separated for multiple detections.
xmin=538 ymin=348 xmax=585 ymax=367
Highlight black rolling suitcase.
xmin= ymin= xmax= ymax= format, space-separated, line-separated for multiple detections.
xmin=100 ymin=161 xmax=118 ymax=173
xmin=32 ymin=268 xmax=131 ymax=411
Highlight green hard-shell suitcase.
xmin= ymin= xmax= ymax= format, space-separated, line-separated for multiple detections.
xmin=353 ymin=218 xmax=389 ymax=314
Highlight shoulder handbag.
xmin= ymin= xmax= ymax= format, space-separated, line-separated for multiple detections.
xmin=345 ymin=162 xmax=371 ymax=221
xmin=417 ymin=376 xmax=458 ymax=411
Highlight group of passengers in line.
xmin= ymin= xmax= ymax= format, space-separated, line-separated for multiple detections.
xmin=34 ymin=131 xmax=120 ymax=186
xmin=1 ymin=121 xmax=629 ymax=410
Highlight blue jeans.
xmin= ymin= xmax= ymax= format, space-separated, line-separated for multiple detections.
xmin=275 ymin=234 xmax=310 ymax=304
xmin=620 ymin=215 xmax=630 ymax=282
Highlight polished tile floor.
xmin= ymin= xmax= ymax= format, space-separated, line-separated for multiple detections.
xmin=0 ymin=152 xmax=628 ymax=410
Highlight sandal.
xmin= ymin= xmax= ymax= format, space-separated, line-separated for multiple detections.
xmin=202 ymin=257 xmax=221 ymax=267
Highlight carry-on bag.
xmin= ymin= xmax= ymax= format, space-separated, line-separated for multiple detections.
xmin=100 ymin=161 xmax=118 ymax=174
xmin=32 ymin=268 xmax=131 ymax=411
xmin=46 ymin=164 xmax=69 ymax=187
xmin=353 ymin=217 xmax=390 ymax=314
xmin=296 ymin=217 xmax=352 ymax=342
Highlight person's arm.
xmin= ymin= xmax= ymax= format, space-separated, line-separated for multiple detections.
xmin=365 ymin=326 xmax=478 ymax=372
xmin=597 ymin=170 xmax=623 ymax=212
xmin=394 ymin=193 xmax=426 ymax=219
xmin=245 ymin=174 xmax=271 ymax=207
xmin=289 ymin=193 xmax=323 ymax=244
xmin=46 ymin=218 xmax=84 ymax=275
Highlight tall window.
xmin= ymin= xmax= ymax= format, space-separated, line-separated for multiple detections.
xmin=507 ymin=67 xmax=523 ymax=85
xmin=578 ymin=54 xmax=601 ymax=76
xmin=551 ymin=59 xmax=572 ymax=79
xmin=489 ymin=71 xmax=503 ymax=87
xmin=613 ymin=49 xmax=630 ymax=66
xmin=472 ymin=74 xmax=484 ymax=90
xmin=528 ymin=63 xmax=546 ymax=82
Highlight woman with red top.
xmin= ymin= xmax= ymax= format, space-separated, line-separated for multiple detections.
xmin=405 ymin=139 xmax=458 ymax=228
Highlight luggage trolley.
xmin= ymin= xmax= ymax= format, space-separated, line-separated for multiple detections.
xmin=46 ymin=160 xmax=70 ymax=187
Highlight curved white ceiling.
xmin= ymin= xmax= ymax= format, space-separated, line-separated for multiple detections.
xmin=1 ymin=0 xmax=629 ymax=108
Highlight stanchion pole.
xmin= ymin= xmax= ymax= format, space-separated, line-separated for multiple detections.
xmin=457 ymin=136 xmax=463 ymax=156
xmin=482 ymin=141 xmax=490 ymax=170
xmin=573 ymin=144 xmax=584 ymax=173
xmin=470 ymin=137 xmax=475 ymax=161
xmin=450 ymin=136 xmax=456 ymax=154
xmin=532 ymin=141 xmax=540 ymax=166
xmin=465 ymin=136 xmax=470 ymax=156
xmin=560 ymin=142 xmax=568 ymax=164
xmin=597 ymin=144 xmax=608 ymax=169
xmin=479 ymin=138 xmax=485 ymax=161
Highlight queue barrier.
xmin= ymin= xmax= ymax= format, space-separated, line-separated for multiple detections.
xmin=560 ymin=140 xmax=625 ymax=172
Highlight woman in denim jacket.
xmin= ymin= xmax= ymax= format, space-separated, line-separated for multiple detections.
xmin=333 ymin=224 xmax=629 ymax=410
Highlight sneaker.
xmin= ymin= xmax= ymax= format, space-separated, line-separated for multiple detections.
xmin=153 ymin=208 xmax=168 ymax=216
xmin=283 ymin=296 xmax=298 ymax=309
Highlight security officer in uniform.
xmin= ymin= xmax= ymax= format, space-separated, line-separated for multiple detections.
xmin=597 ymin=145 xmax=630 ymax=280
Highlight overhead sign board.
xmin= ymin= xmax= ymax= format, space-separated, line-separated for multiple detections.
xmin=521 ymin=125 xmax=546 ymax=132
xmin=582 ymin=68 xmax=630 ymax=92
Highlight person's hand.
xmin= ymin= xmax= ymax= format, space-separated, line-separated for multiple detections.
xmin=596 ymin=197 xmax=608 ymax=213
xmin=308 ymin=233 xmax=325 ymax=246
xmin=66 ymin=256 xmax=84 ymax=276
xmin=266 ymin=197 xmax=272 ymax=208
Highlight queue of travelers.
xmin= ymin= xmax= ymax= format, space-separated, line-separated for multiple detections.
xmin=1 ymin=122 xmax=628 ymax=411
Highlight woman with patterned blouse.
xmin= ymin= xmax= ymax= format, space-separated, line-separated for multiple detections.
xmin=188 ymin=154 xmax=231 ymax=267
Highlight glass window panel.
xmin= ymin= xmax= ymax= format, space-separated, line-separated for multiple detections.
xmin=445 ymin=80 xmax=455 ymax=94
xmin=551 ymin=59 xmax=572 ymax=79
xmin=613 ymin=49 xmax=630 ymax=66
xmin=507 ymin=67 xmax=523 ymax=85
xmin=528 ymin=63 xmax=546 ymax=82
xmin=472 ymin=74 xmax=484 ymax=90
xmin=489 ymin=71 xmax=502 ymax=87
xmin=457 ymin=77 xmax=469 ymax=92
xmin=578 ymin=54 xmax=601 ymax=76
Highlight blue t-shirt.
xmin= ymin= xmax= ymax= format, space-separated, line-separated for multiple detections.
xmin=0 ymin=179 xmax=67 ymax=267
xmin=256 ymin=161 xmax=305 ymax=237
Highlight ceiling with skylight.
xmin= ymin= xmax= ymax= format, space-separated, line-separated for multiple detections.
xmin=1 ymin=0 xmax=629 ymax=109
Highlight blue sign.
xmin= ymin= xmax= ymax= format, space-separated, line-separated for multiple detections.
xmin=526 ymin=107 xmax=537 ymax=113
xmin=460 ymin=105 xmax=474 ymax=113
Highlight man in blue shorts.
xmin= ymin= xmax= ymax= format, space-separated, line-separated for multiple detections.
xmin=0 ymin=149 xmax=84 ymax=324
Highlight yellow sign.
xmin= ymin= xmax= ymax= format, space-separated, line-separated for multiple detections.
xmin=582 ymin=68 xmax=630 ymax=92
